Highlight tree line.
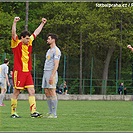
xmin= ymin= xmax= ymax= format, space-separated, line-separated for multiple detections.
xmin=0 ymin=2 xmax=133 ymax=94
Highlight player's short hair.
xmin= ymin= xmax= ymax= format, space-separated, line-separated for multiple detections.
xmin=4 ymin=58 xmax=9 ymax=63
xmin=19 ymin=30 xmax=31 ymax=39
xmin=47 ymin=33 xmax=58 ymax=42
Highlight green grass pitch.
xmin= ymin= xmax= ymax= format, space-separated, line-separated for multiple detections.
xmin=0 ymin=100 xmax=132 ymax=132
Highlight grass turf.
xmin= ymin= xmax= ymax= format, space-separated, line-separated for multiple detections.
xmin=0 ymin=100 xmax=132 ymax=132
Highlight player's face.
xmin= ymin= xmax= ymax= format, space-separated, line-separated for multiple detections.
xmin=47 ymin=36 xmax=54 ymax=45
xmin=21 ymin=35 xmax=30 ymax=44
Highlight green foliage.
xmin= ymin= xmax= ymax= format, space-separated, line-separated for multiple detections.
xmin=0 ymin=11 xmax=13 ymax=53
xmin=1 ymin=2 xmax=133 ymax=57
xmin=68 ymin=78 xmax=79 ymax=94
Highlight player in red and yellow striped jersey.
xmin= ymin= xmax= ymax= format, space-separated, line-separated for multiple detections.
xmin=10 ymin=17 xmax=47 ymax=118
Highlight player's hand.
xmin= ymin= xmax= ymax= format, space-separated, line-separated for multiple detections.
xmin=8 ymin=82 xmax=10 ymax=86
xmin=42 ymin=18 xmax=47 ymax=24
xmin=49 ymin=79 xmax=53 ymax=85
xmin=49 ymin=76 xmax=53 ymax=85
xmin=127 ymin=45 xmax=132 ymax=49
xmin=14 ymin=17 xmax=20 ymax=23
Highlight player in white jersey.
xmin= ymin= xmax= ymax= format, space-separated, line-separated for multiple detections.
xmin=0 ymin=59 xmax=10 ymax=106
xmin=42 ymin=33 xmax=61 ymax=118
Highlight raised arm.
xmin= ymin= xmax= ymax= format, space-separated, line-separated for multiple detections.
xmin=12 ymin=17 xmax=20 ymax=40
xmin=33 ymin=18 xmax=47 ymax=37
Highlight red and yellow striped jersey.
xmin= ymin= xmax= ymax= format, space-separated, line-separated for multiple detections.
xmin=11 ymin=34 xmax=35 ymax=72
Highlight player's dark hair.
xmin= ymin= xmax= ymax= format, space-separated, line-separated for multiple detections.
xmin=4 ymin=58 xmax=9 ymax=63
xmin=19 ymin=30 xmax=31 ymax=39
xmin=47 ymin=33 xmax=58 ymax=42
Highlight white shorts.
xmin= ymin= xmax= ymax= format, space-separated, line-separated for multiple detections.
xmin=42 ymin=70 xmax=58 ymax=89
xmin=0 ymin=78 xmax=7 ymax=90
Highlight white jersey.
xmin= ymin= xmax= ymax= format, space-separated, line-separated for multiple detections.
xmin=44 ymin=46 xmax=61 ymax=71
xmin=0 ymin=64 xmax=9 ymax=78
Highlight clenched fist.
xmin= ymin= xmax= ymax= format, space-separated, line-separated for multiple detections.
xmin=14 ymin=17 xmax=20 ymax=23
xmin=127 ymin=45 xmax=132 ymax=49
xmin=42 ymin=18 xmax=47 ymax=24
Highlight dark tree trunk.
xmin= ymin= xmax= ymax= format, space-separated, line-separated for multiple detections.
xmin=102 ymin=47 xmax=115 ymax=94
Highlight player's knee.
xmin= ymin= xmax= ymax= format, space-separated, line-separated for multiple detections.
xmin=28 ymin=88 xmax=35 ymax=96
xmin=29 ymin=91 xmax=35 ymax=96
xmin=44 ymin=89 xmax=49 ymax=96
xmin=51 ymin=89 xmax=56 ymax=96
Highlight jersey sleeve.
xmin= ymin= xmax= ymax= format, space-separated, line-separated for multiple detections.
xmin=29 ymin=34 xmax=36 ymax=46
xmin=54 ymin=48 xmax=61 ymax=60
xmin=5 ymin=66 xmax=9 ymax=74
xmin=30 ymin=34 xmax=36 ymax=41
xmin=11 ymin=36 xmax=21 ymax=48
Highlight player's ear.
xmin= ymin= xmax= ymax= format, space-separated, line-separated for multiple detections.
xmin=21 ymin=36 xmax=23 ymax=39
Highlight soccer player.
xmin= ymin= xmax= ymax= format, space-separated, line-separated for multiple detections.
xmin=42 ymin=33 xmax=61 ymax=118
xmin=8 ymin=70 xmax=14 ymax=93
xmin=0 ymin=59 xmax=10 ymax=106
xmin=11 ymin=16 xmax=47 ymax=118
